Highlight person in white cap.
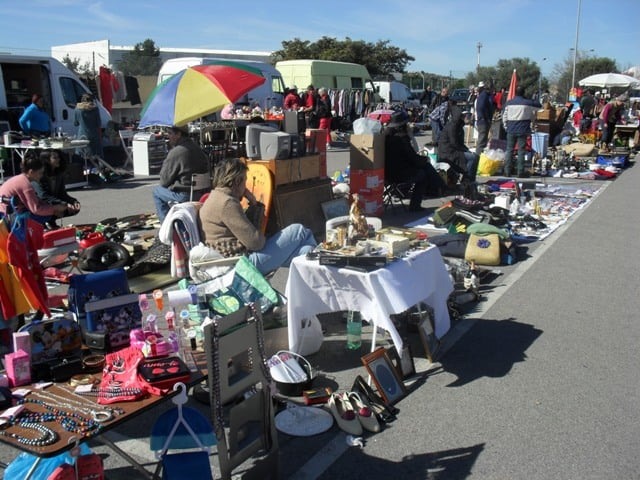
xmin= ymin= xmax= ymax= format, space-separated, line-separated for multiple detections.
xmin=284 ymin=85 xmax=301 ymax=110
xmin=474 ymin=81 xmax=494 ymax=155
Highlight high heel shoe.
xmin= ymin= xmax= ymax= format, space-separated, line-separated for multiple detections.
xmin=348 ymin=391 xmax=381 ymax=433
xmin=328 ymin=392 xmax=362 ymax=436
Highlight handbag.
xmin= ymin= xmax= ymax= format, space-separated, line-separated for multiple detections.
xmin=465 ymin=233 xmax=500 ymax=266
xmin=18 ymin=315 xmax=84 ymax=381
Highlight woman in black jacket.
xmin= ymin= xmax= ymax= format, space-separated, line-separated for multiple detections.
xmin=384 ymin=112 xmax=447 ymax=211
xmin=38 ymin=150 xmax=81 ymax=223
xmin=437 ymin=106 xmax=479 ymax=182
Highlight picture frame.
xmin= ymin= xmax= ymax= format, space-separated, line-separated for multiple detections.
xmin=320 ymin=197 xmax=350 ymax=221
xmin=361 ymin=347 xmax=406 ymax=404
xmin=387 ymin=343 xmax=415 ymax=380
xmin=418 ymin=314 xmax=440 ymax=362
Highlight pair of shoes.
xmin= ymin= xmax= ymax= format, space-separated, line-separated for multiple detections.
xmin=328 ymin=392 xmax=362 ymax=436
xmin=328 ymin=392 xmax=381 ymax=434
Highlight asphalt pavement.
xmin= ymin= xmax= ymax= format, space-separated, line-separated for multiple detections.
xmin=2 ymin=136 xmax=639 ymax=479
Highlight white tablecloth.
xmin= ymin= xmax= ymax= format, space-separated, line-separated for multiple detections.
xmin=285 ymin=246 xmax=453 ymax=353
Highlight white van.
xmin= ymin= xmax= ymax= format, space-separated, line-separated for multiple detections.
xmin=0 ymin=55 xmax=111 ymax=136
xmin=373 ymin=80 xmax=419 ymax=107
xmin=157 ymin=57 xmax=285 ymax=109
xmin=275 ymin=59 xmax=378 ymax=94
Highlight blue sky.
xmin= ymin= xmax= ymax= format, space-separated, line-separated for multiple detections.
xmin=1 ymin=0 xmax=638 ymax=82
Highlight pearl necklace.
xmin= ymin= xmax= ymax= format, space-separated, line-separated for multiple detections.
xmin=0 ymin=421 xmax=58 ymax=447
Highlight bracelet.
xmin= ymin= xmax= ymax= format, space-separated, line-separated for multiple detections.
xmin=69 ymin=374 xmax=96 ymax=387
xmin=82 ymin=355 xmax=106 ymax=371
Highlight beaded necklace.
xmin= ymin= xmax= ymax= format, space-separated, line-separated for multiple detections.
xmin=16 ymin=398 xmax=103 ymax=437
xmin=0 ymin=421 xmax=58 ymax=447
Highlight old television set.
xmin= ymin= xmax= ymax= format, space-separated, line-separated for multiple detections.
xmin=245 ymin=124 xmax=278 ymax=159
xmin=260 ymin=131 xmax=291 ymax=160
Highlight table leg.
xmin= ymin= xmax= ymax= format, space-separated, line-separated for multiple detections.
xmin=95 ymin=433 xmax=153 ymax=479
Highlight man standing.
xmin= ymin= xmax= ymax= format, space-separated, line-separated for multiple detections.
xmin=579 ymin=89 xmax=596 ymax=133
xmin=474 ymin=81 xmax=494 ymax=155
xmin=502 ymin=86 xmax=541 ymax=178
xmin=152 ymin=126 xmax=209 ymax=222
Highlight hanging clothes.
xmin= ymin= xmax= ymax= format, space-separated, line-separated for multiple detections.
xmin=7 ymin=214 xmax=50 ymax=316
xmin=124 ymin=76 xmax=142 ymax=105
xmin=98 ymin=66 xmax=118 ymax=114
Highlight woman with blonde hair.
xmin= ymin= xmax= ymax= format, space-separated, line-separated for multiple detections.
xmin=200 ymin=158 xmax=317 ymax=275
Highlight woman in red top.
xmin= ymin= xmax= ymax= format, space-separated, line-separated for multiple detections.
xmin=316 ymin=87 xmax=333 ymax=145
xmin=0 ymin=153 xmax=67 ymax=224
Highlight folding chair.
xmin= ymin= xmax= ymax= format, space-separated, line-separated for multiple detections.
xmin=190 ymin=172 xmax=212 ymax=202
xmin=119 ymin=129 xmax=135 ymax=171
xmin=383 ymin=182 xmax=411 ymax=211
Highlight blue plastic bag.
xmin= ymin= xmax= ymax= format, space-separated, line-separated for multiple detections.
xmin=5 ymin=443 xmax=92 ymax=480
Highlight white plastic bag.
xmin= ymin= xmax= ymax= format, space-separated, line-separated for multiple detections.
xmin=352 ymin=117 xmax=382 ymax=135
xmin=296 ymin=316 xmax=324 ymax=356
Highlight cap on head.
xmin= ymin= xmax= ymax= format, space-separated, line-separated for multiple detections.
xmin=478 ymin=81 xmax=485 ymax=88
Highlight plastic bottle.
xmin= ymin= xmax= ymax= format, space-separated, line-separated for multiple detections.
xmin=346 ymin=311 xmax=362 ymax=350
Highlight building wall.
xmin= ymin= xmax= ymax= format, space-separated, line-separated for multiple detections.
xmin=51 ymin=40 xmax=273 ymax=74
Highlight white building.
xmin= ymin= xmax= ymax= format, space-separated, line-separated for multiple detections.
xmin=51 ymin=39 xmax=272 ymax=74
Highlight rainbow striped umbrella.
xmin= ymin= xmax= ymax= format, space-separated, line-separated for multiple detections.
xmin=139 ymin=61 xmax=266 ymax=128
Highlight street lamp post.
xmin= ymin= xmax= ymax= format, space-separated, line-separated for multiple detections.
xmin=538 ymin=57 xmax=547 ymax=100
xmin=570 ymin=0 xmax=582 ymax=96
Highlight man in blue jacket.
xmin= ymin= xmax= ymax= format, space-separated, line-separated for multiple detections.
xmin=502 ymin=86 xmax=541 ymax=177
xmin=474 ymin=82 xmax=494 ymax=156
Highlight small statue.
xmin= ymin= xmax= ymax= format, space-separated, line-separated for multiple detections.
xmin=349 ymin=194 xmax=369 ymax=240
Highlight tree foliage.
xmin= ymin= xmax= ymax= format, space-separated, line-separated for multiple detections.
xmin=61 ymin=54 xmax=91 ymax=75
xmin=464 ymin=58 xmax=545 ymax=96
xmin=117 ymin=38 xmax=162 ymax=76
xmin=551 ymin=53 xmax=618 ymax=100
xmin=270 ymin=37 xmax=414 ymax=77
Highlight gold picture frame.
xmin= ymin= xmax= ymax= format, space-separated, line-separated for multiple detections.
xmin=361 ymin=347 xmax=406 ymax=404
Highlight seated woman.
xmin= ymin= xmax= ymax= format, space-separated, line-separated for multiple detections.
xmin=437 ymin=106 xmax=479 ymax=184
xmin=384 ymin=111 xmax=447 ymax=211
xmin=0 ymin=153 xmax=67 ymax=224
xmin=199 ymin=158 xmax=317 ymax=275
xmin=36 ymin=151 xmax=81 ymax=226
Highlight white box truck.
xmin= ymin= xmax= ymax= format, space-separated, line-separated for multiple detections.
xmin=157 ymin=57 xmax=285 ymax=109
xmin=0 ymin=54 xmax=111 ymax=136
xmin=373 ymin=80 xmax=419 ymax=107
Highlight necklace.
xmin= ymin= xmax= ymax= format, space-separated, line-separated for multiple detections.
xmin=17 ymin=398 xmax=103 ymax=437
xmin=32 ymin=389 xmax=123 ymax=422
xmin=0 ymin=421 xmax=58 ymax=447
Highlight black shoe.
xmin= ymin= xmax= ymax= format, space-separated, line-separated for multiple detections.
xmin=517 ymin=171 xmax=530 ymax=178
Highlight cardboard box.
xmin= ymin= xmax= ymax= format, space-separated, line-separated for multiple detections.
xmin=350 ymin=134 xmax=385 ymax=170
xmin=254 ymin=155 xmax=320 ymax=186
xmin=536 ymin=109 xmax=555 ymax=121
xmin=350 ymin=168 xmax=385 ymax=194
xmin=356 ymin=191 xmax=384 ymax=217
